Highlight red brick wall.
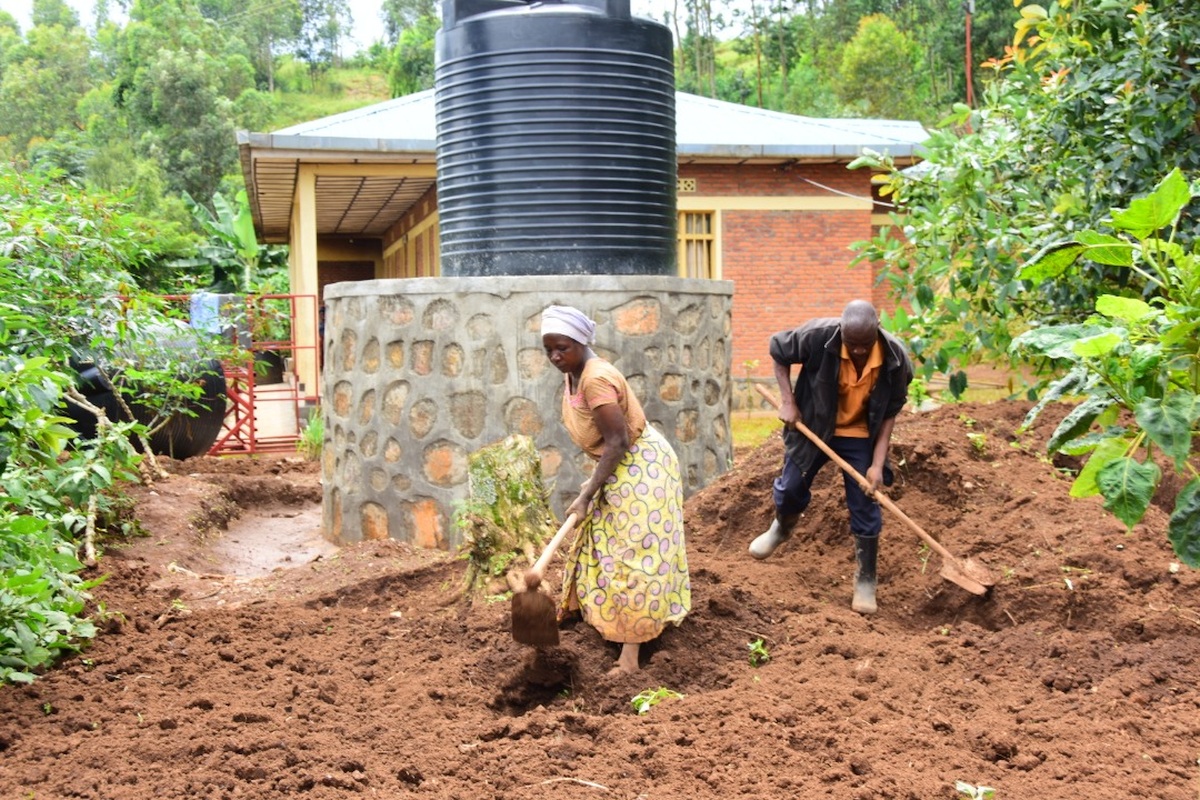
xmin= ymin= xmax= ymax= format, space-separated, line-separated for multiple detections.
xmin=679 ymin=164 xmax=882 ymax=379
xmin=723 ymin=209 xmax=876 ymax=377
xmin=681 ymin=163 xmax=864 ymax=197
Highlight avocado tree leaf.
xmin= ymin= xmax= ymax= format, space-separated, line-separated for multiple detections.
xmin=1075 ymin=231 xmax=1133 ymax=266
xmin=1019 ymin=366 xmax=1089 ymax=433
xmin=1094 ymin=294 xmax=1153 ymax=322
xmin=1110 ymin=168 xmax=1192 ymax=239
xmin=1134 ymin=393 xmax=1200 ymax=469
xmin=1048 ymin=396 xmax=1114 ymax=454
xmin=1070 ymin=436 xmax=1131 ymax=498
xmin=1012 ymin=325 xmax=1108 ymax=361
xmin=1017 ymin=240 xmax=1086 ymax=282
xmin=1096 ymin=457 xmax=1161 ymax=529
xmin=1072 ymin=331 xmax=1123 ymax=358
xmin=1167 ymin=478 xmax=1200 ymax=568
xmin=948 ymin=370 xmax=968 ymax=398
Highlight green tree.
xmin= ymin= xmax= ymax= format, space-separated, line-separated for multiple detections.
xmin=31 ymin=0 xmax=80 ymax=29
xmin=381 ymin=0 xmax=436 ymax=46
xmin=853 ymin=1 xmax=1200 ymax=388
xmin=387 ymin=14 xmax=437 ymax=97
xmin=1011 ymin=170 xmax=1200 ymax=567
xmin=296 ymin=0 xmax=351 ymax=85
xmin=126 ymin=49 xmax=238 ymax=202
xmin=0 ymin=24 xmax=94 ymax=153
xmin=0 ymin=165 xmax=232 ymax=683
xmin=836 ymin=14 xmax=925 ymax=119
xmin=231 ymin=0 xmax=303 ymax=91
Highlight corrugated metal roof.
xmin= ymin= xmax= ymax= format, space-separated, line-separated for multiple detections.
xmin=238 ymin=89 xmax=927 ymax=241
xmin=248 ymin=88 xmax=928 ymax=160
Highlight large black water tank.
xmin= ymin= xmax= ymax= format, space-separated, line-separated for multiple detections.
xmin=435 ymin=0 xmax=676 ymax=276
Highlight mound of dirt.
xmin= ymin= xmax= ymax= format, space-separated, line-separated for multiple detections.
xmin=1 ymin=401 xmax=1197 ymax=799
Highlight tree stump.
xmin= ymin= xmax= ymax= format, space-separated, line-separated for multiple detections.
xmin=455 ymin=434 xmax=558 ymax=596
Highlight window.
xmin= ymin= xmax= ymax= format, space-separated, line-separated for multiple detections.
xmin=678 ymin=211 xmax=715 ymax=279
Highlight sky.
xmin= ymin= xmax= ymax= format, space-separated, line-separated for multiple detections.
xmin=7 ymin=0 xmax=684 ymax=53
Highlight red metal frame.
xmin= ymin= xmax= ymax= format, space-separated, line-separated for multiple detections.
xmin=205 ymin=293 xmax=320 ymax=456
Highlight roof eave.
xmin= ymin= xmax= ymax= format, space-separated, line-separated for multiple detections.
xmin=239 ymin=131 xmax=438 ymax=158
xmin=676 ymin=143 xmax=925 ymax=160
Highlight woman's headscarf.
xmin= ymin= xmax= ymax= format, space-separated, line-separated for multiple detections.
xmin=540 ymin=305 xmax=596 ymax=346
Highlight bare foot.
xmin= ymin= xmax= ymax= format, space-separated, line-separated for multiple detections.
xmin=608 ymin=642 xmax=640 ymax=675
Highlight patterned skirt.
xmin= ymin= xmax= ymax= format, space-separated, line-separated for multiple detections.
xmin=559 ymin=424 xmax=691 ymax=643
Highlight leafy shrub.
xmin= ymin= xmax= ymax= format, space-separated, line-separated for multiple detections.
xmin=1013 ymin=169 xmax=1200 ymax=566
xmin=1 ymin=165 xmax=208 ymax=682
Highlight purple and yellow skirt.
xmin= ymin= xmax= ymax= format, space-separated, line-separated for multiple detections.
xmin=559 ymin=424 xmax=691 ymax=643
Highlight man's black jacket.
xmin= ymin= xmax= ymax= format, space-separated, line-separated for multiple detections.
xmin=768 ymin=318 xmax=914 ymax=473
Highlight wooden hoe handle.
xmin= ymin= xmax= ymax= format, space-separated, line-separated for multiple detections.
xmin=531 ymin=512 xmax=580 ymax=578
xmin=753 ymin=384 xmax=963 ymax=567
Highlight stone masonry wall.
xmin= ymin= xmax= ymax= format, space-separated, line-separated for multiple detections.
xmin=322 ymin=276 xmax=734 ymax=549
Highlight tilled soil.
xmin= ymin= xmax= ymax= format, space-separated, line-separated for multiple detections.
xmin=1 ymin=400 xmax=1197 ymax=799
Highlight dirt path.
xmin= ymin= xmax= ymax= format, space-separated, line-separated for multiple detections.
xmin=1 ymin=401 xmax=1197 ymax=799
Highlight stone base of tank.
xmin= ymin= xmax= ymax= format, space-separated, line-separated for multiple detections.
xmin=322 ymin=275 xmax=733 ymax=549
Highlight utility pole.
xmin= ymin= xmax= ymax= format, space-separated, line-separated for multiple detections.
xmin=964 ymin=0 xmax=976 ymax=108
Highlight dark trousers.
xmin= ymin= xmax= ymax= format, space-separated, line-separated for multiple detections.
xmin=773 ymin=436 xmax=881 ymax=539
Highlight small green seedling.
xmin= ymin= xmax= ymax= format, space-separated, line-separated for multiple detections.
xmin=631 ymin=687 xmax=684 ymax=715
xmin=748 ymin=638 xmax=770 ymax=667
xmin=917 ymin=541 xmax=932 ymax=574
xmin=955 ymin=781 xmax=995 ymax=799
xmin=966 ymin=432 xmax=987 ymax=453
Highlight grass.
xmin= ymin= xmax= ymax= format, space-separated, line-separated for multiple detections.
xmin=732 ymin=411 xmax=780 ymax=451
xmin=729 ymin=377 xmax=1022 ymax=454
xmin=268 ymin=68 xmax=391 ymax=130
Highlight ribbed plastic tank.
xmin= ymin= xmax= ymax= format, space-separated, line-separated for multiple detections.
xmin=435 ymin=0 xmax=676 ymax=276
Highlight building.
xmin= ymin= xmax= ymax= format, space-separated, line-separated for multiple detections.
xmin=237 ymin=89 xmax=926 ymax=398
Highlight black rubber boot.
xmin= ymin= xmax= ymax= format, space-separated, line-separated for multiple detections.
xmin=748 ymin=512 xmax=800 ymax=560
xmin=851 ymin=535 xmax=878 ymax=614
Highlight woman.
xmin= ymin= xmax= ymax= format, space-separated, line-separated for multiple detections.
xmin=540 ymin=305 xmax=691 ymax=674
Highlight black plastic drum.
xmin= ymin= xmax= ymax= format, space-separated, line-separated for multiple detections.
xmin=436 ymin=0 xmax=677 ymax=276
xmin=67 ymin=359 xmax=228 ymax=461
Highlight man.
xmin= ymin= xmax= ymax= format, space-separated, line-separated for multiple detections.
xmin=749 ymin=300 xmax=913 ymax=615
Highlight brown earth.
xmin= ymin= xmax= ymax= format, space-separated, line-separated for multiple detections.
xmin=1 ymin=400 xmax=1198 ymax=799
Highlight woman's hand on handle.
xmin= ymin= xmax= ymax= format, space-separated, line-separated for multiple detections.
xmin=565 ymin=491 xmax=592 ymax=523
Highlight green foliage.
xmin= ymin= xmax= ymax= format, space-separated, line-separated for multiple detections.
xmin=630 ymin=686 xmax=684 ymax=715
xmin=854 ymin=1 xmax=1200 ymax=391
xmin=747 ymin=638 xmax=770 ymax=667
xmin=381 ymin=0 xmax=436 ymax=45
xmin=296 ymin=411 xmax=323 ymax=461
xmin=0 ymin=165 xmax=232 ymax=683
xmin=1012 ymin=169 xmax=1200 ymax=566
xmin=0 ymin=23 xmax=94 ymax=153
xmin=126 ymin=49 xmax=239 ymax=202
xmin=0 ymin=512 xmax=101 ymax=684
xmin=835 ymin=14 xmax=925 ymax=119
xmin=179 ymin=189 xmax=288 ymax=293
xmin=387 ymin=15 xmax=437 ymax=98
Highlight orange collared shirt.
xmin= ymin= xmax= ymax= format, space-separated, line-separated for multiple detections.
xmin=835 ymin=339 xmax=883 ymax=437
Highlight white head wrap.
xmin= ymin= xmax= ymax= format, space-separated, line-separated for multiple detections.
xmin=540 ymin=305 xmax=596 ymax=346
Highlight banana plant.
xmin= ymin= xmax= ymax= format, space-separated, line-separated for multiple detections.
xmin=178 ymin=190 xmax=286 ymax=293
